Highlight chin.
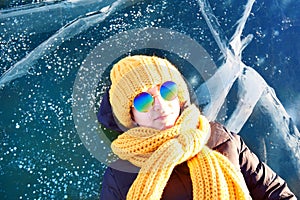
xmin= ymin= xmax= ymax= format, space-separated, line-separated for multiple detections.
xmin=159 ymin=122 xmax=175 ymax=130
xmin=162 ymin=125 xmax=173 ymax=130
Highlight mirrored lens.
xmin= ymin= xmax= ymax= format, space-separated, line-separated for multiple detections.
xmin=133 ymin=92 xmax=154 ymax=112
xmin=160 ymin=81 xmax=178 ymax=101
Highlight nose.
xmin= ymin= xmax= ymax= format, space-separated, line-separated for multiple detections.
xmin=152 ymin=94 xmax=165 ymax=111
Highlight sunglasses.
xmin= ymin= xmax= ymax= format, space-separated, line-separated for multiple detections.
xmin=133 ymin=81 xmax=178 ymax=112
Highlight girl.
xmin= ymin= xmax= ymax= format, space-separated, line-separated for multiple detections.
xmin=99 ymin=55 xmax=296 ymax=200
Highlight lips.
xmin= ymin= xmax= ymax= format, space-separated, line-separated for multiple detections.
xmin=154 ymin=114 xmax=169 ymax=121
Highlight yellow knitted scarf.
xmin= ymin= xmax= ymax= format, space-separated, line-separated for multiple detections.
xmin=111 ymin=105 xmax=251 ymax=200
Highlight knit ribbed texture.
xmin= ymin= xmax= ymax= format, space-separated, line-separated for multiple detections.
xmin=109 ymin=55 xmax=190 ymax=128
xmin=111 ymin=105 xmax=251 ymax=200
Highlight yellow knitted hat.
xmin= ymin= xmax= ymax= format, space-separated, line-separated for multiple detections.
xmin=109 ymin=55 xmax=190 ymax=128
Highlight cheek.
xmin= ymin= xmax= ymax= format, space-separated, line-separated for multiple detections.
xmin=132 ymin=109 xmax=150 ymax=125
xmin=169 ymin=99 xmax=181 ymax=118
xmin=168 ymin=98 xmax=180 ymax=112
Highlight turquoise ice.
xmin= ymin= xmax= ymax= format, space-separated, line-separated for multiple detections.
xmin=0 ymin=0 xmax=299 ymax=198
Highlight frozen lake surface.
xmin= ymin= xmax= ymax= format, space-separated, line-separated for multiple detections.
xmin=0 ymin=0 xmax=299 ymax=198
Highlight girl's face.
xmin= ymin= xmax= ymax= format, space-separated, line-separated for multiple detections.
xmin=131 ymin=85 xmax=181 ymax=130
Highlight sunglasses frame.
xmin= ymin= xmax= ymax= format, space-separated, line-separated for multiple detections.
xmin=132 ymin=81 xmax=178 ymax=113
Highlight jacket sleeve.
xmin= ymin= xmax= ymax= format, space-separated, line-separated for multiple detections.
xmin=235 ymin=135 xmax=297 ymax=200
xmin=100 ymin=167 xmax=124 ymax=200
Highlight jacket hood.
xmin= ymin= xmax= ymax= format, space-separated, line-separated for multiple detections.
xmin=97 ymin=89 xmax=124 ymax=134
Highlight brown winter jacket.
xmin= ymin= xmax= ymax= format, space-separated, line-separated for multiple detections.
xmin=98 ymin=91 xmax=296 ymax=200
